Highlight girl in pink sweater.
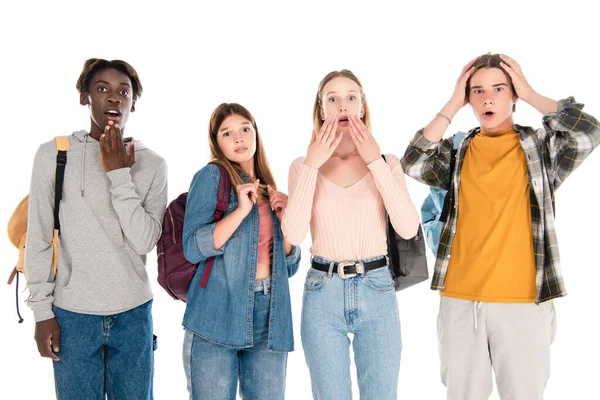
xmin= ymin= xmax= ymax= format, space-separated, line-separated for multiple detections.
xmin=282 ymin=70 xmax=420 ymax=399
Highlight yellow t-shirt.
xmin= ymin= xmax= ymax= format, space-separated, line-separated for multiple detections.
xmin=441 ymin=127 xmax=536 ymax=303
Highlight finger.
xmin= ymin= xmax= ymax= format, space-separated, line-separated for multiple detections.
xmin=460 ymin=66 xmax=475 ymax=86
xmin=461 ymin=56 xmax=478 ymax=76
xmin=272 ymin=199 xmax=286 ymax=210
xmin=320 ymin=116 xmax=334 ymax=142
xmin=267 ymin=184 xmax=274 ymax=195
xmin=325 ymin=118 xmax=339 ymax=145
xmin=310 ymin=130 xmax=317 ymax=144
xmin=110 ymin=124 xmax=118 ymax=152
xmin=352 ymin=115 xmax=371 ymax=137
xmin=114 ymin=124 xmax=123 ymax=149
xmin=499 ymin=62 xmax=515 ymax=78
xmin=254 ymin=179 xmax=260 ymax=189
xmin=499 ymin=54 xmax=519 ymax=68
xmin=349 ymin=117 xmax=364 ymax=142
xmin=332 ymin=131 xmax=345 ymax=149
xmin=99 ymin=133 xmax=107 ymax=153
xmin=318 ymin=117 xmax=333 ymax=141
xmin=127 ymin=142 xmax=136 ymax=164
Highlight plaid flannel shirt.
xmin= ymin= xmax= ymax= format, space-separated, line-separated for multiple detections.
xmin=401 ymin=97 xmax=600 ymax=303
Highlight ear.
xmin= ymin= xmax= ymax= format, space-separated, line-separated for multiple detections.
xmin=131 ymin=101 xmax=136 ymax=113
xmin=319 ymin=105 xmax=325 ymax=121
xmin=79 ymin=93 xmax=89 ymax=106
xmin=512 ymin=96 xmax=519 ymax=113
xmin=360 ymin=102 xmax=365 ymax=118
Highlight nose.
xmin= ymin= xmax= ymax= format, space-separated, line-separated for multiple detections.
xmin=107 ymin=93 xmax=121 ymax=104
xmin=483 ymin=97 xmax=494 ymax=106
xmin=234 ymin=133 xmax=244 ymax=143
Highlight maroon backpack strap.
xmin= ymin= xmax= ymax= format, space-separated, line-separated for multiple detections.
xmin=199 ymin=163 xmax=231 ymax=288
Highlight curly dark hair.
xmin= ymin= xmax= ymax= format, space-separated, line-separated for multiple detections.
xmin=76 ymin=58 xmax=143 ymax=101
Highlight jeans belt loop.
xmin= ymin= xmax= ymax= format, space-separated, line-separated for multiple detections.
xmin=327 ymin=260 xmax=335 ymax=277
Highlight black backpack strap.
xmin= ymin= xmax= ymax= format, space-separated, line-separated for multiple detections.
xmin=439 ymin=148 xmax=458 ymax=223
xmin=54 ymin=150 xmax=67 ymax=231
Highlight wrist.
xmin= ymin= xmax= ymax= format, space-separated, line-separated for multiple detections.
xmin=303 ymin=157 xmax=320 ymax=169
xmin=442 ymin=101 xmax=462 ymax=119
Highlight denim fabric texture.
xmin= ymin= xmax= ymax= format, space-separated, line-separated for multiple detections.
xmin=301 ymin=256 xmax=402 ymax=399
xmin=52 ymin=300 xmax=155 ymax=400
xmin=182 ymin=164 xmax=301 ymax=351
xmin=183 ymin=278 xmax=287 ymax=400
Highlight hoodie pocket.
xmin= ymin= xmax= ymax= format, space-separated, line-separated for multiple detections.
xmin=66 ymin=250 xmax=145 ymax=291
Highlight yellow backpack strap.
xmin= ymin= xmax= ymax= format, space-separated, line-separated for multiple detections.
xmin=55 ymin=136 xmax=70 ymax=152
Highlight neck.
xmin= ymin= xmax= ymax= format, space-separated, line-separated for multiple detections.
xmin=238 ymin=158 xmax=255 ymax=179
xmin=334 ymin=133 xmax=357 ymax=156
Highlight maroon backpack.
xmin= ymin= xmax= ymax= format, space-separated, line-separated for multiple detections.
xmin=157 ymin=163 xmax=231 ymax=302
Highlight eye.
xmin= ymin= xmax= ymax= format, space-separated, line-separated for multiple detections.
xmin=223 ymin=131 xmax=230 ymax=137
xmin=494 ymin=87 xmax=504 ymax=93
xmin=97 ymin=86 xmax=107 ymax=93
xmin=349 ymin=95 xmax=356 ymax=101
xmin=473 ymin=89 xmax=483 ymax=95
xmin=120 ymin=89 xmax=130 ymax=96
xmin=243 ymin=127 xmax=251 ymax=132
xmin=327 ymin=97 xmax=337 ymax=103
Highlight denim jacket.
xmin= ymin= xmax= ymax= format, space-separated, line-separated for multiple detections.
xmin=182 ymin=164 xmax=301 ymax=352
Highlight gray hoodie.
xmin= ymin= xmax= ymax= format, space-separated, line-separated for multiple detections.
xmin=25 ymin=130 xmax=168 ymax=322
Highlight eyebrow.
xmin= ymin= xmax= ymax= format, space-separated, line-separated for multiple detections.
xmin=471 ymin=83 xmax=509 ymax=89
xmin=325 ymin=89 xmax=358 ymax=96
xmin=94 ymin=79 xmax=132 ymax=88
xmin=219 ymin=122 xmax=251 ymax=132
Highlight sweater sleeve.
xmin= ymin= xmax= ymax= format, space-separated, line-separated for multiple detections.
xmin=106 ymin=158 xmax=168 ymax=255
xmin=24 ymin=143 xmax=58 ymax=322
xmin=280 ymin=157 xmax=318 ymax=246
xmin=367 ymin=154 xmax=420 ymax=239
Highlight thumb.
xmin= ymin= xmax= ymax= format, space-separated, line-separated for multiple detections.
xmin=53 ymin=326 xmax=61 ymax=352
xmin=254 ymin=179 xmax=260 ymax=189
xmin=267 ymin=184 xmax=274 ymax=194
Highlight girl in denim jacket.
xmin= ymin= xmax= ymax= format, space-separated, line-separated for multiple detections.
xmin=181 ymin=103 xmax=301 ymax=400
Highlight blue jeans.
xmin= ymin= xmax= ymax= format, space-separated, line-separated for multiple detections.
xmin=183 ymin=276 xmax=288 ymax=400
xmin=52 ymin=300 xmax=156 ymax=400
xmin=301 ymin=257 xmax=402 ymax=400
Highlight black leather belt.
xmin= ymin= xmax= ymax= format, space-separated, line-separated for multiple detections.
xmin=311 ymin=257 xmax=387 ymax=279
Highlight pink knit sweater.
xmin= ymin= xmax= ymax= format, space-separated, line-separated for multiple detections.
xmin=281 ymin=154 xmax=419 ymax=261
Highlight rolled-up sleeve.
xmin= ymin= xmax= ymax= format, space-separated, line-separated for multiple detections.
xmin=182 ymin=165 xmax=225 ymax=263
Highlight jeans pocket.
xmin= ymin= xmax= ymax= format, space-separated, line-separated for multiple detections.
xmin=304 ymin=269 xmax=327 ymax=292
xmin=363 ymin=267 xmax=395 ymax=292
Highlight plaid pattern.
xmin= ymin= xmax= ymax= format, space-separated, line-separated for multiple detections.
xmin=401 ymin=97 xmax=600 ymax=303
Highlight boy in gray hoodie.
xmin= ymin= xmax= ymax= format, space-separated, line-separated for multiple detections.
xmin=25 ymin=58 xmax=168 ymax=399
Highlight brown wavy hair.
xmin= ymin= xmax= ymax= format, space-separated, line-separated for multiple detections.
xmin=208 ymin=103 xmax=276 ymax=196
xmin=312 ymin=69 xmax=371 ymax=133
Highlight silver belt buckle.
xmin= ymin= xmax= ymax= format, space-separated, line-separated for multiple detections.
xmin=337 ymin=261 xmax=364 ymax=279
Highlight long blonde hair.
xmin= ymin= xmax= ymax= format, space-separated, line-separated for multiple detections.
xmin=208 ymin=103 xmax=277 ymax=196
xmin=312 ymin=69 xmax=371 ymax=133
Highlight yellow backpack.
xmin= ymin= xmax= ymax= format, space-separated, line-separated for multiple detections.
xmin=7 ymin=136 xmax=70 ymax=323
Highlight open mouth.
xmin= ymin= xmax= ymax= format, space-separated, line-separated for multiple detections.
xmin=234 ymin=147 xmax=248 ymax=154
xmin=105 ymin=110 xmax=122 ymax=120
xmin=483 ymin=111 xmax=495 ymax=119
xmin=338 ymin=116 xmax=349 ymax=126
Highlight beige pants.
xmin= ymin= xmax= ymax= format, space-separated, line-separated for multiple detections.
xmin=438 ymin=297 xmax=556 ymax=400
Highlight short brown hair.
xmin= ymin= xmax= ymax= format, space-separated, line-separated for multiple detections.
xmin=466 ymin=53 xmax=516 ymax=103
xmin=76 ymin=58 xmax=143 ymax=101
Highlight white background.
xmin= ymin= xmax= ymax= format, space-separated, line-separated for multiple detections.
xmin=1 ymin=1 xmax=599 ymax=399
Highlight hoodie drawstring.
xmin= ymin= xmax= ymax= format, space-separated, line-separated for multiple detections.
xmin=81 ymin=134 xmax=88 ymax=196
xmin=473 ymin=301 xmax=482 ymax=334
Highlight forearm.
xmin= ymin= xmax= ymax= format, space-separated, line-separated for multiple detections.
xmin=525 ymin=92 xmax=558 ymax=116
xmin=283 ymin=239 xmax=293 ymax=255
xmin=281 ymin=162 xmax=318 ymax=245
xmin=213 ymin=208 xmax=246 ymax=250
xmin=108 ymin=168 xmax=167 ymax=254
xmin=368 ymin=157 xmax=420 ymax=239
xmin=423 ymin=101 xmax=462 ymax=143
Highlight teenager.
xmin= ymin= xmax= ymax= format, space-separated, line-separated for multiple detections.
xmin=401 ymin=53 xmax=600 ymax=399
xmin=181 ymin=103 xmax=301 ymax=400
xmin=25 ymin=58 xmax=168 ymax=399
xmin=282 ymin=70 xmax=420 ymax=399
